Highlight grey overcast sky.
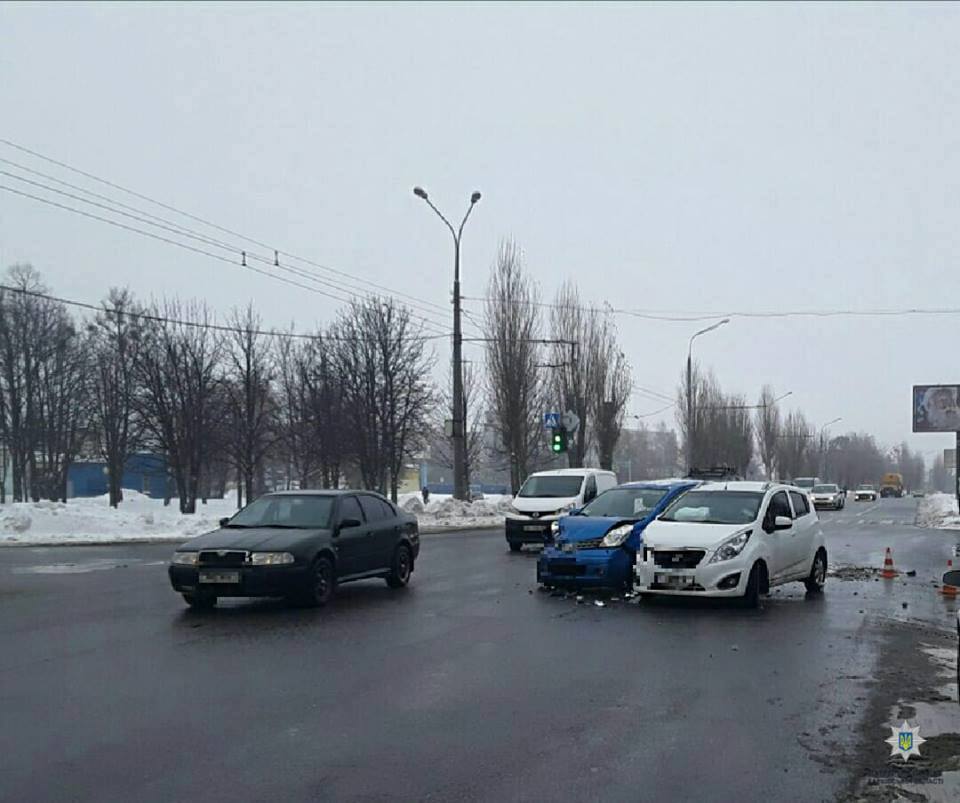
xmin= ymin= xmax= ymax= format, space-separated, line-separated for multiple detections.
xmin=1 ymin=2 xmax=958 ymax=458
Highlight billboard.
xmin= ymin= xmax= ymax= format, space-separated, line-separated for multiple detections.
xmin=913 ymin=385 xmax=960 ymax=432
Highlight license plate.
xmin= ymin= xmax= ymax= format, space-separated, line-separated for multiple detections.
xmin=199 ymin=571 xmax=240 ymax=584
xmin=655 ymin=572 xmax=694 ymax=587
xmin=524 ymin=525 xmax=545 ymax=532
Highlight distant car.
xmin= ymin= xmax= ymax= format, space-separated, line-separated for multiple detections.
xmin=811 ymin=483 xmax=845 ymax=510
xmin=168 ymin=490 xmax=419 ymax=609
xmin=537 ymin=479 xmax=699 ymax=591
xmin=912 ymin=490 xmax=925 ymax=498
xmin=634 ymin=481 xmax=827 ymax=607
xmin=792 ymin=477 xmax=821 ymax=493
xmin=854 ymin=484 xmax=879 ymax=502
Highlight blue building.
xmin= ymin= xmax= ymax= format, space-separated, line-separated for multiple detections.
xmin=67 ymin=453 xmax=169 ymax=499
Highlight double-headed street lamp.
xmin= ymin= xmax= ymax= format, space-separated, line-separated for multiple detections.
xmin=413 ymin=186 xmax=481 ymax=501
xmin=686 ymin=318 xmax=730 ymax=465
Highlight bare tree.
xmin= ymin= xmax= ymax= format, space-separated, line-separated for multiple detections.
xmin=484 ymin=240 xmax=546 ymax=493
xmin=332 ymin=297 xmax=435 ymax=501
xmin=590 ymin=316 xmax=631 ymax=471
xmin=549 ymin=281 xmax=591 ymax=467
xmin=677 ymin=365 xmax=753 ymax=474
xmin=135 ymin=300 xmax=223 ymax=514
xmin=0 ymin=265 xmax=88 ymax=501
xmin=89 ymin=288 xmax=144 ymax=507
xmin=223 ymin=304 xmax=276 ymax=508
xmin=776 ymin=411 xmax=812 ymax=480
xmin=755 ymin=385 xmax=781 ymax=479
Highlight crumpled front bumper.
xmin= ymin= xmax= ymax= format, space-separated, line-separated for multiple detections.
xmin=537 ymin=546 xmax=633 ymax=589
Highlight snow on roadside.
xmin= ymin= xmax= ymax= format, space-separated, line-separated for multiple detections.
xmin=0 ymin=491 xmax=236 ymax=546
xmin=0 ymin=490 xmax=510 ymax=546
xmin=915 ymin=493 xmax=960 ymax=530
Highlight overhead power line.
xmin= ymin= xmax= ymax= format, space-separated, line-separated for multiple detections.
xmin=0 ymin=137 xmax=476 ymax=336
xmin=0 ymin=182 xmax=451 ymax=339
xmin=461 ymin=294 xmax=960 ymax=323
xmin=0 ymin=161 xmax=455 ymax=330
xmin=0 ymin=283 xmax=452 ymax=343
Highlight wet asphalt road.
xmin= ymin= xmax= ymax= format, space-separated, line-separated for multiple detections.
xmin=1 ymin=497 xmax=958 ymax=802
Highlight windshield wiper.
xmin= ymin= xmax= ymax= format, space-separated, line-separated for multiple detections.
xmin=259 ymin=524 xmax=302 ymax=529
xmin=223 ymin=523 xmax=250 ymax=529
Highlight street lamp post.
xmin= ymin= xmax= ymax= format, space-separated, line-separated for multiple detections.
xmin=686 ymin=319 xmax=730 ymax=467
xmin=816 ymin=417 xmax=842 ymax=477
xmin=414 ymin=186 xmax=481 ymax=501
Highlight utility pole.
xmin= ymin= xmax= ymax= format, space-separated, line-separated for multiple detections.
xmin=413 ymin=186 xmax=481 ymax=501
xmin=686 ymin=319 xmax=730 ymax=469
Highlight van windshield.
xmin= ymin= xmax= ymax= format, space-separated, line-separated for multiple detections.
xmin=518 ymin=475 xmax=585 ymax=498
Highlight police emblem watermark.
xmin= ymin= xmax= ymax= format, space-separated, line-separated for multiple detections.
xmin=884 ymin=721 xmax=925 ymax=762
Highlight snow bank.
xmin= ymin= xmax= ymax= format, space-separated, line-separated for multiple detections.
xmin=915 ymin=493 xmax=960 ymax=530
xmin=0 ymin=491 xmax=510 ymax=546
xmin=0 ymin=493 xmax=237 ymax=546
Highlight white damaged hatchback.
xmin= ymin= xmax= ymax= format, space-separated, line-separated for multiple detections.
xmin=634 ymin=481 xmax=827 ymax=607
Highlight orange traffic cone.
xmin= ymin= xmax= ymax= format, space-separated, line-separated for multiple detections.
xmin=942 ymin=559 xmax=958 ymax=597
xmin=881 ymin=548 xmax=898 ymax=579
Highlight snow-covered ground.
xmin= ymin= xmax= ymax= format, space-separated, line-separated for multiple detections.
xmin=915 ymin=492 xmax=960 ymax=530
xmin=397 ymin=493 xmax=512 ymax=529
xmin=0 ymin=491 xmax=511 ymax=546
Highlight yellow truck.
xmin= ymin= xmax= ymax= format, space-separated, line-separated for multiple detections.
xmin=880 ymin=472 xmax=904 ymax=498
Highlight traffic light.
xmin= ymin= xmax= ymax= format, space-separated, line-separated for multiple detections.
xmin=551 ymin=427 xmax=568 ymax=454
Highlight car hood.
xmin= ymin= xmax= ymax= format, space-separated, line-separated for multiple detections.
xmin=558 ymin=515 xmax=642 ymax=541
xmin=177 ymin=527 xmax=328 ymax=551
xmin=812 ymin=493 xmax=837 ymax=499
xmin=641 ymin=520 xmax=744 ymax=550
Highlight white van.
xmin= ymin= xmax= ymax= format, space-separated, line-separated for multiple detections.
xmin=505 ymin=468 xmax=618 ymax=552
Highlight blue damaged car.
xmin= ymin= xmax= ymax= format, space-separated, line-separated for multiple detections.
xmin=536 ymin=479 xmax=699 ymax=591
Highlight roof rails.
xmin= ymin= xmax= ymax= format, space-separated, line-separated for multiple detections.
xmin=686 ymin=465 xmax=742 ymax=481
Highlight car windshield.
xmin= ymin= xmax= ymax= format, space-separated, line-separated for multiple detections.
xmin=813 ymin=484 xmax=838 ymax=493
xmin=227 ymin=495 xmax=335 ymax=529
xmin=857 ymin=484 xmax=875 ymax=490
xmin=793 ymin=478 xmax=816 ymax=489
xmin=659 ymin=491 xmax=764 ymax=525
xmin=579 ymin=487 xmax=668 ymax=518
xmin=518 ymin=475 xmax=584 ymax=498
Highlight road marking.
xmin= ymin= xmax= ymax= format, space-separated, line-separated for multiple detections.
xmin=11 ymin=558 xmax=152 ymax=575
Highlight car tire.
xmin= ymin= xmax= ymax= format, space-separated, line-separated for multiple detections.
xmin=741 ymin=563 xmax=761 ymax=609
xmin=508 ymin=541 xmax=522 ymax=553
xmin=386 ymin=543 xmax=413 ymax=589
xmin=292 ymin=555 xmax=336 ymax=607
xmin=183 ymin=592 xmax=216 ymax=610
xmin=804 ymin=548 xmax=827 ymax=594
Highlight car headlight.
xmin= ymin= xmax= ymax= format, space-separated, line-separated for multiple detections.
xmin=250 ymin=552 xmax=296 ymax=566
xmin=171 ymin=551 xmax=198 ymax=566
xmin=600 ymin=523 xmax=634 ymax=548
xmin=708 ymin=530 xmax=753 ymax=564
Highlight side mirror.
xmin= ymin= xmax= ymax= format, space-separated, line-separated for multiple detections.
xmin=219 ymin=517 xmax=230 ymax=527
xmin=774 ymin=515 xmax=793 ymax=531
xmin=567 ymin=507 xmax=581 ymax=516
xmin=339 ymin=517 xmax=362 ymax=529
